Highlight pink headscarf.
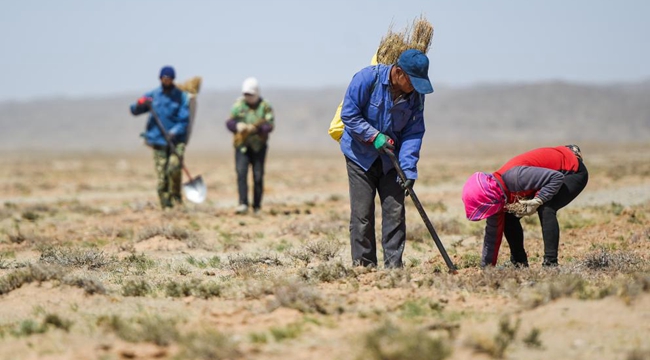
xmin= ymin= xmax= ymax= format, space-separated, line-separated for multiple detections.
xmin=462 ymin=172 xmax=505 ymax=221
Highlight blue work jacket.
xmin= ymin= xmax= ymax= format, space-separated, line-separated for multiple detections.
xmin=130 ymin=86 xmax=190 ymax=147
xmin=340 ymin=64 xmax=426 ymax=180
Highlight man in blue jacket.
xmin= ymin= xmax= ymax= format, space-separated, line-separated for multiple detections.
xmin=340 ymin=49 xmax=433 ymax=268
xmin=130 ymin=66 xmax=190 ymax=209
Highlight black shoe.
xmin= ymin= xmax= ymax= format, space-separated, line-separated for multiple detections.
xmin=511 ymin=261 xmax=529 ymax=268
xmin=510 ymin=255 xmax=529 ymax=268
xmin=542 ymin=258 xmax=559 ymax=267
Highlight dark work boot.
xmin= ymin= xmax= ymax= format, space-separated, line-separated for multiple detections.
xmin=542 ymin=258 xmax=559 ymax=267
xmin=510 ymin=255 xmax=529 ymax=268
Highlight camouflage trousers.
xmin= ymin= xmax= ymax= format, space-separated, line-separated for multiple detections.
xmin=153 ymin=143 xmax=185 ymax=208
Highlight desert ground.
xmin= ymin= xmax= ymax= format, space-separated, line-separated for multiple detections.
xmin=0 ymin=144 xmax=648 ymax=360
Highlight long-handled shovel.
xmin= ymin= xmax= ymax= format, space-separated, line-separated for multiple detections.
xmin=386 ymin=151 xmax=457 ymax=273
xmin=149 ymin=106 xmax=207 ymax=204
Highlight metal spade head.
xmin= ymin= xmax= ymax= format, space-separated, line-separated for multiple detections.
xmin=183 ymin=175 xmax=207 ymax=203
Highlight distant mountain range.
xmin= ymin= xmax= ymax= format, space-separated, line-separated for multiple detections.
xmin=1 ymin=80 xmax=648 ymax=153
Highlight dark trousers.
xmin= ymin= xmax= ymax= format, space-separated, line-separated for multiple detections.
xmin=505 ymin=160 xmax=589 ymax=265
xmin=235 ymin=145 xmax=267 ymax=209
xmin=346 ymin=157 xmax=406 ymax=268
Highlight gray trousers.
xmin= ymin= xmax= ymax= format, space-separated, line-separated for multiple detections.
xmin=346 ymin=156 xmax=406 ymax=268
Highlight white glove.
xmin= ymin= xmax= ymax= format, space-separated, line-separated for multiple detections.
xmin=235 ymin=122 xmax=247 ymax=133
xmin=515 ymin=197 xmax=543 ymax=217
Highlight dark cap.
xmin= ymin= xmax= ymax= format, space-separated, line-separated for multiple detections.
xmin=160 ymin=66 xmax=175 ymax=79
xmin=397 ymin=49 xmax=433 ymax=94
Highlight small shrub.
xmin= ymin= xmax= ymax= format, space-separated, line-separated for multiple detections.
xmin=208 ymin=256 xmax=221 ymax=268
xmin=122 ymin=253 xmax=156 ymax=275
xmin=269 ymin=322 xmax=304 ymax=342
xmin=137 ymin=225 xmax=204 ymax=249
xmin=581 ymin=249 xmax=643 ymax=272
xmin=43 ymin=314 xmax=73 ymax=332
xmin=0 ymin=255 xmax=13 ymax=270
xmin=519 ymin=274 xmax=589 ymax=308
xmin=9 ymin=313 xmax=73 ymax=337
xmin=269 ymin=279 xmax=328 ymax=314
xmin=186 ymin=256 xmax=209 ymax=269
xmin=249 ymin=332 xmax=268 ymax=344
xmin=164 ymin=279 xmax=221 ymax=299
xmin=138 ymin=315 xmax=180 ymax=346
xmin=11 ymin=319 xmax=47 ymax=337
xmin=359 ymin=321 xmax=451 ymax=360
xmin=226 ymin=254 xmax=282 ymax=277
xmin=290 ymin=239 xmax=340 ymax=263
xmin=178 ymin=329 xmax=242 ymax=359
xmin=627 ymin=348 xmax=650 ymax=360
xmin=165 ymin=280 xmax=194 ymax=298
xmin=98 ymin=314 xmax=180 ymax=346
xmin=194 ymin=281 xmax=222 ymax=299
xmin=39 ymin=246 xmax=114 ymax=269
xmin=176 ymin=264 xmax=192 ymax=276
xmin=122 ymin=279 xmax=153 ymax=297
xmin=458 ymin=253 xmax=481 ymax=269
xmin=64 ymin=276 xmax=107 ymax=295
xmin=96 ymin=225 xmax=131 ymax=239
xmin=375 ymin=269 xmax=412 ymax=289
xmin=241 ymin=279 xmax=276 ymax=300
xmin=21 ymin=211 xmax=39 ymax=222
xmin=399 ymin=299 xmax=444 ymax=319
xmin=301 ymin=260 xmax=353 ymax=282
xmin=467 ymin=316 xmax=520 ymax=359
xmin=522 ymin=327 xmax=543 ymax=349
xmin=0 ymin=264 xmax=65 ymax=295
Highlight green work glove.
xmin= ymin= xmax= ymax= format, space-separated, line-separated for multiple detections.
xmin=373 ymin=133 xmax=395 ymax=154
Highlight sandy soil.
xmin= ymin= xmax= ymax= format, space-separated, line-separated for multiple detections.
xmin=0 ymin=145 xmax=648 ymax=360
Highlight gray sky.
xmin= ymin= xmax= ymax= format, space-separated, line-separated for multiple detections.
xmin=2 ymin=0 xmax=649 ymax=100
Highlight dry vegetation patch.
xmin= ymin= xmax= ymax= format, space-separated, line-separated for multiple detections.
xmin=0 ymin=150 xmax=648 ymax=359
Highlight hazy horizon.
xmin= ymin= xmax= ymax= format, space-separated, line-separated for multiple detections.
xmin=2 ymin=77 xmax=649 ymax=104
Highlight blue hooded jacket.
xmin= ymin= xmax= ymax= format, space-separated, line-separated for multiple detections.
xmin=130 ymin=86 xmax=190 ymax=147
xmin=340 ymin=64 xmax=426 ymax=180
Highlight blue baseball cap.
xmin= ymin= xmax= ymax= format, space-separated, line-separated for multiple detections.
xmin=159 ymin=66 xmax=175 ymax=79
xmin=397 ymin=49 xmax=433 ymax=94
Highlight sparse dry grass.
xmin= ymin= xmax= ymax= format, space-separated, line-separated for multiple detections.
xmin=39 ymin=245 xmax=114 ymax=269
xmin=97 ymin=314 xmax=180 ymax=346
xmin=0 ymin=149 xmax=648 ymax=359
xmin=268 ymin=278 xmax=330 ymax=314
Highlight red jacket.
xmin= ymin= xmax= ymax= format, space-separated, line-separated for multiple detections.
xmin=482 ymin=146 xmax=580 ymax=266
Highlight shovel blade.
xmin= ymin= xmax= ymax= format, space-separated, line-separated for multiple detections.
xmin=183 ymin=175 xmax=207 ymax=203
